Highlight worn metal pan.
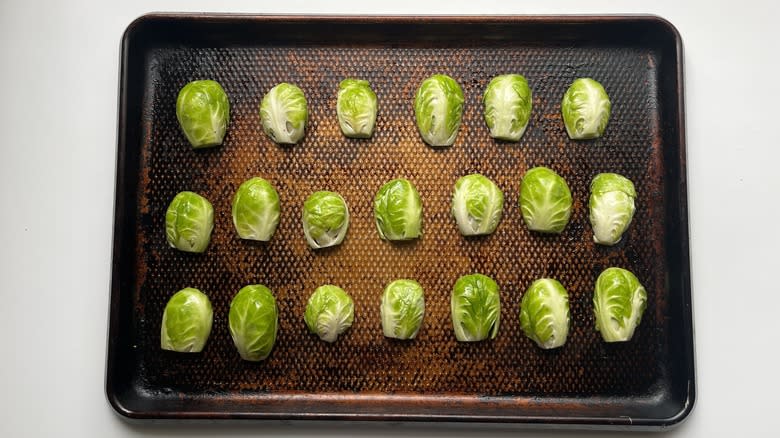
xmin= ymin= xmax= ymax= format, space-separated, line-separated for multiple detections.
xmin=107 ymin=14 xmax=694 ymax=429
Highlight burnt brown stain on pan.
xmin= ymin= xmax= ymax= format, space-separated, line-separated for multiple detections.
xmin=107 ymin=14 xmax=694 ymax=428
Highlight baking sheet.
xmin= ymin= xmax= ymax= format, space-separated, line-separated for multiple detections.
xmin=106 ymin=14 xmax=694 ymax=428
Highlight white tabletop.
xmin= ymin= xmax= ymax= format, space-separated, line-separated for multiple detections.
xmin=1 ymin=0 xmax=778 ymax=436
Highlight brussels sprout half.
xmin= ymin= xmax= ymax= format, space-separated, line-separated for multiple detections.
xmin=381 ymin=279 xmax=425 ymax=340
xmin=561 ymin=78 xmax=611 ymax=140
xmin=176 ymin=80 xmax=230 ymax=148
xmin=260 ymin=83 xmax=308 ymax=144
xmin=304 ymin=285 xmax=355 ymax=343
xmin=519 ymin=167 xmax=572 ymax=234
xmin=589 ymin=173 xmax=637 ymax=246
xmin=373 ymin=179 xmax=423 ymax=241
xmin=451 ymin=274 xmax=501 ymax=342
xmin=451 ymin=174 xmax=504 ymax=236
xmin=593 ymin=267 xmax=647 ymax=342
xmin=519 ymin=279 xmax=570 ymax=349
xmin=414 ymin=74 xmax=464 ymax=147
xmin=232 ymin=177 xmax=281 ymax=242
xmin=161 ymin=288 xmax=213 ymax=353
xmin=302 ymin=191 xmax=350 ymax=249
xmin=483 ymin=74 xmax=533 ymax=141
xmin=228 ymin=285 xmax=278 ymax=361
xmin=337 ymin=78 xmax=378 ymax=138
xmin=165 ymin=191 xmax=214 ymax=253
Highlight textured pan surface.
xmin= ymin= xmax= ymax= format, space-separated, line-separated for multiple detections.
xmin=108 ymin=15 xmax=693 ymax=427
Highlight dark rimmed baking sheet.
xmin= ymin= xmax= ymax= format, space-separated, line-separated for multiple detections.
xmin=107 ymin=14 xmax=694 ymax=429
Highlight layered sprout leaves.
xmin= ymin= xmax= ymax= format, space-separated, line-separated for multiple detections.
xmin=228 ymin=285 xmax=278 ymax=361
xmin=451 ymin=274 xmax=501 ymax=342
xmin=483 ymin=74 xmax=533 ymax=141
xmin=165 ymin=191 xmax=214 ymax=253
xmin=176 ymin=79 xmax=230 ymax=148
xmin=302 ymin=191 xmax=350 ymax=249
xmin=593 ymin=267 xmax=647 ymax=342
xmin=414 ymin=74 xmax=464 ymax=147
xmin=337 ymin=78 xmax=378 ymax=138
xmin=589 ymin=173 xmax=637 ymax=246
xmin=381 ymin=279 xmax=425 ymax=340
xmin=451 ymin=174 xmax=504 ymax=236
xmin=232 ymin=177 xmax=281 ymax=242
xmin=519 ymin=167 xmax=572 ymax=234
xmin=519 ymin=279 xmax=570 ymax=349
xmin=304 ymin=285 xmax=355 ymax=343
xmin=373 ymin=179 xmax=423 ymax=241
xmin=161 ymin=288 xmax=213 ymax=353
xmin=260 ymin=83 xmax=308 ymax=144
xmin=561 ymin=78 xmax=611 ymax=140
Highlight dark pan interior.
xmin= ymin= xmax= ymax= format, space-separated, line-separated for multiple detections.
xmin=107 ymin=15 xmax=693 ymax=428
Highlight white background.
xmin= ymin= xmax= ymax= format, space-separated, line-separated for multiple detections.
xmin=1 ymin=0 xmax=778 ymax=436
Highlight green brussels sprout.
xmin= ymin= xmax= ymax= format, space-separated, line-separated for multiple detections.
xmin=373 ymin=179 xmax=423 ymax=241
xmin=302 ymin=191 xmax=350 ymax=249
xmin=561 ymin=78 xmax=611 ymax=140
xmin=381 ymin=279 xmax=425 ymax=340
xmin=304 ymin=285 xmax=355 ymax=343
xmin=260 ymin=83 xmax=308 ymax=144
xmin=519 ymin=167 xmax=572 ymax=234
xmin=165 ymin=191 xmax=214 ymax=253
xmin=175 ymin=80 xmax=230 ymax=148
xmin=593 ymin=267 xmax=647 ymax=342
xmin=519 ymin=278 xmax=570 ymax=349
xmin=228 ymin=285 xmax=278 ymax=361
xmin=451 ymin=274 xmax=501 ymax=342
xmin=414 ymin=74 xmax=464 ymax=147
xmin=231 ymin=177 xmax=281 ymax=242
xmin=337 ymin=78 xmax=378 ymax=138
xmin=160 ymin=287 xmax=213 ymax=352
xmin=589 ymin=173 xmax=637 ymax=245
xmin=483 ymin=74 xmax=533 ymax=141
xmin=451 ymin=174 xmax=504 ymax=236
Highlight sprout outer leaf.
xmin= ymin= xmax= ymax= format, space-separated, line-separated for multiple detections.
xmin=232 ymin=177 xmax=281 ymax=242
xmin=373 ymin=179 xmax=423 ymax=241
xmin=414 ymin=74 xmax=464 ymax=147
xmin=519 ymin=278 xmax=570 ymax=349
xmin=451 ymin=174 xmax=504 ymax=236
xmin=302 ymin=191 xmax=350 ymax=249
xmin=165 ymin=191 xmax=214 ymax=253
xmin=260 ymin=83 xmax=308 ymax=144
xmin=337 ymin=78 xmax=378 ymax=138
xmin=589 ymin=173 xmax=637 ymax=245
xmin=483 ymin=74 xmax=533 ymax=141
xmin=228 ymin=285 xmax=278 ymax=361
xmin=161 ymin=288 xmax=213 ymax=353
xmin=561 ymin=78 xmax=611 ymax=140
xmin=381 ymin=279 xmax=425 ymax=340
xmin=519 ymin=167 xmax=572 ymax=234
xmin=304 ymin=285 xmax=355 ymax=343
xmin=593 ymin=267 xmax=647 ymax=342
xmin=175 ymin=80 xmax=230 ymax=148
xmin=451 ymin=274 xmax=501 ymax=342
